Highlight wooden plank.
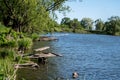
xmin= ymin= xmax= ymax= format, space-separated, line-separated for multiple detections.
xmin=34 ymin=46 xmax=50 ymax=52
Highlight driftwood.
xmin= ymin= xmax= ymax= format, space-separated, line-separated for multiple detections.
xmin=38 ymin=36 xmax=58 ymax=41
xmin=28 ymin=52 xmax=62 ymax=59
xmin=34 ymin=46 xmax=50 ymax=52
xmin=51 ymin=52 xmax=63 ymax=57
xmin=15 ymin=62 xmax=39 ymax=69
xmin=21 ymin=51 xmax=62 ymax=64
xmin=21 ymin=46 xmax=62 ymax=64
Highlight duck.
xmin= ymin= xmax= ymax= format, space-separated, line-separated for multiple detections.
xmin=72 ymin=72 xmax=79 ymax=78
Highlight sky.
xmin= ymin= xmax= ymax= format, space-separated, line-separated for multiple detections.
xmin=56 ymin=0 xmax=120 ymax=23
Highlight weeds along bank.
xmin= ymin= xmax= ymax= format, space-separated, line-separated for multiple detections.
xmin=0 ymin=23 xmax=33 ymax=80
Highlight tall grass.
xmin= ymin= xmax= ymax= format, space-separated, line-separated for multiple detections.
xmin=18 ymin=37 xmax=33 ymax=50
xmin=0 ymin=23 xmax=33 ymax=80
xmin=0 ymin=40 xmax=17 ymax=48
xmin=0 ymin=57 xmax=20 ymax=80
xmin=31 ymin=33 xmax=39 ymax=41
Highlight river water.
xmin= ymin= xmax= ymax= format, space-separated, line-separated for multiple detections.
xmin=17 ymin=33 xmax=120 ymax=80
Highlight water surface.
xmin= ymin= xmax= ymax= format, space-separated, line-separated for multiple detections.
xmin=17 ymin=33 xmax=120 ymax=80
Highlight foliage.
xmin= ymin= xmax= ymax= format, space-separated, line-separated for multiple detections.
xmin=0 ymin=1 xmax=69 ymax=79
xmin=61 ymin=17 xmax=71 ymax=26
xmin=0 ymin=49 xmax=15 ymax=59
xmin=0 ymin=0 xmax=68 ymax=33
xmin=31 ymin=33 xmax=39 ymax=41
xmin=0 ymin=57 xmax=21 ymax=80
xmin=0 ymin=24 xmax=17 ymax=48
xmin=81 ymin=18 xmax=93 ymax=30
xmin=95 ymin=19 xmax=104 ymax=30
xmin=103 ymin=16 xmax=120 ymax=35
xmin=60 ymin=17 xmax=84 ymax=32
xmin=0 ymin=23 xmax=10 ymax=33
xmin=54 ymin=27 xmax=62 ymax=32
xmin=60 ymin=16 xmax=120 ymax=35
xmin=0 ymin=40 xmax=17 ymax=48
xmin=44 ymin=0 xmax=69 ymax=11
xmin=70 ymin=18 xmax=83 ymax=32
xmin=0 ymin=49 xmax=9 ymax=58
xmin=0 ymin=58 xmax=14 ymax=80
xmin=0 ymin=23 xmax=33 ymax=80
xmin=18 ymin=38 xmax=33 ymax=50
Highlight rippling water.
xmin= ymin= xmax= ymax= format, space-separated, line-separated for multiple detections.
xmin=17 ymin=33 xmax=120 ymax=80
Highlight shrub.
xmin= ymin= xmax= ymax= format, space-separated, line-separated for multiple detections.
xmin=54 ymin=27 xmax=62 ymax=32
xmin=18 ymin=38 xmax=33 ymax=50
xmin=0 ymin=23 xmax=10 ymax=33
xmin=0 ymin=40 xmax=17 ymax=48
xmin=0 ymin=49 xmax=15 ymax=59
xmin=31 ymin=33 xmax=39 ymax=41
xmin=0 ymin=49 xmax=9 ymax=58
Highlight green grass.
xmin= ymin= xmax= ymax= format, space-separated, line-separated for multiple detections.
xmin=18 ymin=38 xmax=33 ymax=50
xmin=0 ymin=58 xmax=17 ymax=80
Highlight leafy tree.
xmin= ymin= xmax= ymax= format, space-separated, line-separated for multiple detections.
xmin=0 ymin=0 xmax=68 ymax=33
xmin=95 ymin=19 xmax=104 ymax=30
xmin=69 ymin=18 xmax=83 ymax=32
xmin=104 ymin=16 xmax=120 ymax=35
xmin=43 ymin=0 xmax=69 ymax=12
xmin=60 ymin=17 xmax=83 ymax=32
xmin=61 ymin=17 xmax=71 ymax=25
xmin=81 ymin=18 xmax=93 ymax=30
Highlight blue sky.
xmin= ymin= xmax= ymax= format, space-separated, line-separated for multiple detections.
xmin=56 ymin=0 xmax=120 ymax=23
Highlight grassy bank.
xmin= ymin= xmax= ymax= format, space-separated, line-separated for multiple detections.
xmin=0 ymin=23 xmax=33 ymax=80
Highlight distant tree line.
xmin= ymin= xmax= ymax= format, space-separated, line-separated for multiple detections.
xmin=60 ymin=16 xmax=120 ymax=35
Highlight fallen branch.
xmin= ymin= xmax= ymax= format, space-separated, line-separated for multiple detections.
xmin=14 ymin=62 xmax=39 ymax=69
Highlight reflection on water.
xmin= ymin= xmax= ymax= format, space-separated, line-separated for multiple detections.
xmin=17 ymin=33 xmax=120 ymax=80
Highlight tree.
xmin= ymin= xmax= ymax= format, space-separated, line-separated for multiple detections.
xmin=95 ymin=19 xmax=104 ymax=30
xmin=0 ymin=0 xmax=39 ymax=32
xmin=69 ymin=18 xmax=82 ymax=32
xmin=44 ymin=0 xmax=69 ymax=12
xmin=81 ymin=18 xmax=93 ymax=30
xmin=104 ymin=16 xmax=120 ymax=35
xmin=61 ymin=17 xmax=71 ymax=25
xmin=60 ymin=17 xmax=83 ymax=32
xmin=0 ymin=0 xmax=68 ymax=33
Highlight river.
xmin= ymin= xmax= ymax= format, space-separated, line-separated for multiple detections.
xmin=17 ymin=33 xmax=120 ymax=80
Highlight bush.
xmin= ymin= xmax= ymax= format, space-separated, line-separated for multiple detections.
xmin=18 ymin=38 xmax=33 ymax=50
xmin=54 ymin=27 xmax=62 ymax=32
xmin=0 ymin=40 xmax=17 ymax=48
xmin=0 ymin=49 xmax=15 ymax=59
xmin=31 ymin=33 xmax=39 ymax=41
xmin=0 ymin=23 xmax=10 ymax=33
xmin=0 ymin=49 xmax=9 ymax=58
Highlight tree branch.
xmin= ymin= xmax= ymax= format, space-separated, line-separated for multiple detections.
xmin=3 ymin=0 xmax=13 ymax=15
xmin=46 ymin=0 xmax=65 ymax=11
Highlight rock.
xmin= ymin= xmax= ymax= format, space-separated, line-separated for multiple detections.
xmin=72 ymin=72 xmax=79 ymax=78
